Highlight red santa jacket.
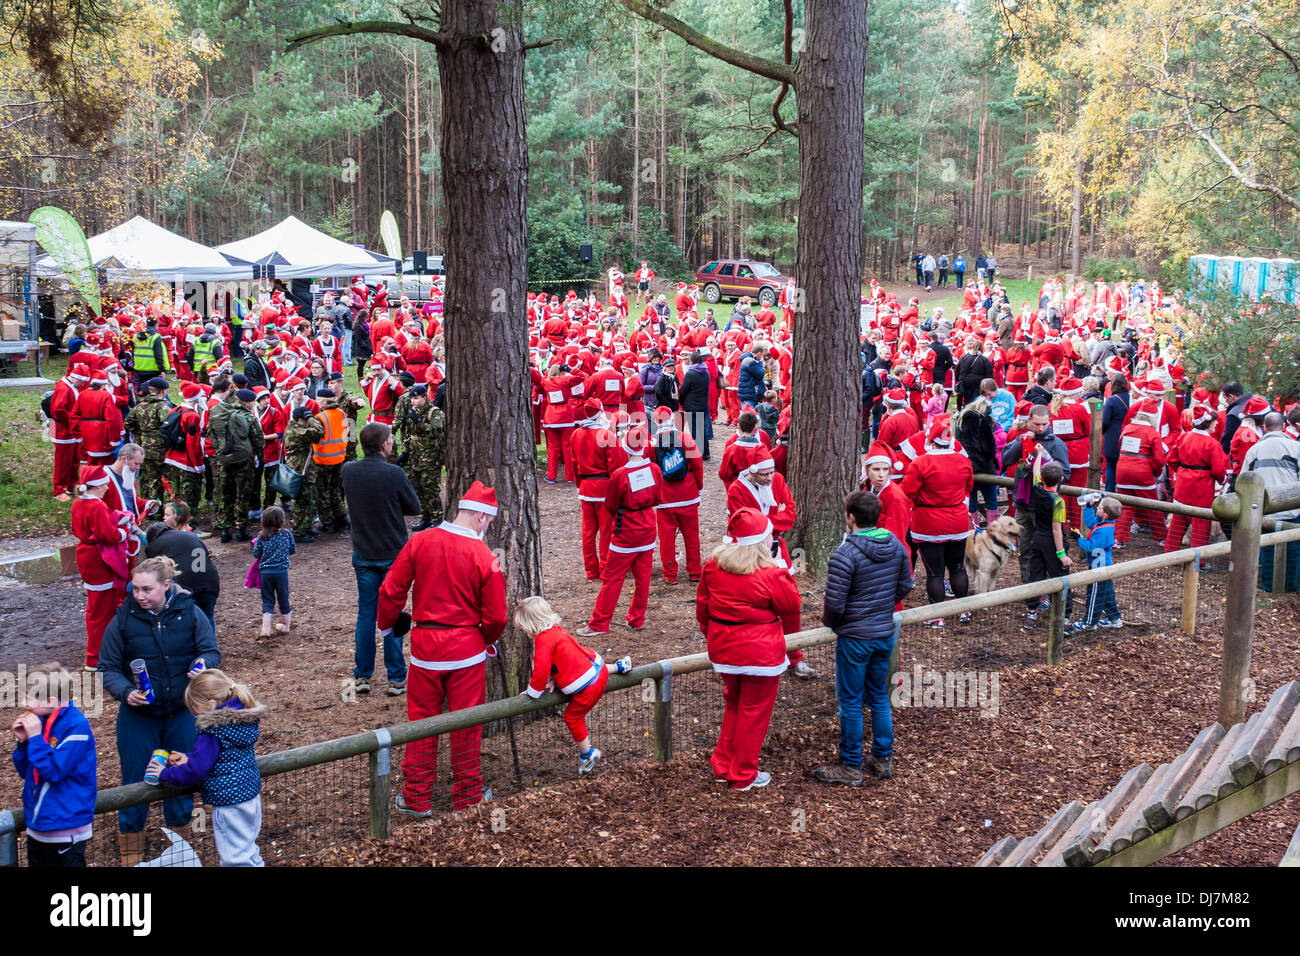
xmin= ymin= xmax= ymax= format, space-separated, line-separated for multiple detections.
xmin=1115 ymin=421 xmax=1167 ymax=491
xmin=74 ymin=388 xmax=123 ymax=460
xmin=1050 ymin=400 xmax=1093 ymax=469
xmin=364 ymin=372 xmax=403 ymax=424
xmin=718 ymin=434 xmax=765 ymax=487
xmin=525 ymin=625 xmax=604 ymax=698
xmin=541 ymin=373 xmax=583 ymax=427
xmin=652 ymin=426 xmax=703 ymax=510
xmin=604 ymin=458 xmax=663 ymax=552
xmin=586 ymin=367 xmax=626 ymax=409
xmin=163 ymin=405 xmax=206 ymax=474
xmin=50 ymin=377 xmax=82 ymax=447
xmin=697 ymin=562 xmax=801 ymax=675
xmin=726 ymin=473 xmax=796 ymax=564
xmin=376 ymin=521 xmax=508 ymax=669
xmin=877 ymin=408 xmax=922 ymax=457
xmin=902 ymin=447 xmax=975 ymax=542
xmin=260 ymin=405 xmax=285 ymax=467
xmin=312 ymin=334 xmax=344 ymax=375
xmin=1003 ymin=345 xmax=1031 ymax=387
xmin=401 ymin=341 xmax=432 ymax=384
xmin=71 ymin=494 xmax=131 ymax=589
xmin=571 ymin=422 xmax=628 ymax=502
xmin=1168 ymin=429 xmax=1227 ymax=507
xmin=875 ymin=478 xmax=912 ymax=545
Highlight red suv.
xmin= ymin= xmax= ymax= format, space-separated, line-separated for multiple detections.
xmin=694 ymin=259 xmax=790 ymax=307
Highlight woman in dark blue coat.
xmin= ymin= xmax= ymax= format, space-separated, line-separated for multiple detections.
xmin=1101 ymin=374 xmax=1131 ymax=492
xmin=99 ymin=554 xmax=221 ymax=865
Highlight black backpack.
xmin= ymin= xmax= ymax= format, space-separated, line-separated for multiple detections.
xmin=40 ymin=390 xmax=53 ymax=419
xmin=159 ymin=408 xmax=188 ymax=451
xmin=656 ymin=435 xmax=688 ymax=482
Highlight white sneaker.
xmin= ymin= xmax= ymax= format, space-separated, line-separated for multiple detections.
xmin=929 ymin=618 xmax=946 ymax=629
xmin=578 ymin=747 xmax=602 ymax=774
xmin=613 ymin=655 xmax=632 ymax=674
xmin=576 ymin=625 xmax=609 ymax=638
xmin=958 ymin=611 xmax=972 ymax=623
xmin=735 ymin=771 xmax=771 ymax=791
xmin=792 ymin=660 xmax=815 ymax=680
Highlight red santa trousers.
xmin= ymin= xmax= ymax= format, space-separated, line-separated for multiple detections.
xmin=710 ymin=673 xmax=781 ymax=789
xmin=543 ymin=427 xmax=576 ymax=483
xmin=1008 ymin=384 xmax=1026 ymax=402
xmin=1164 ymin=514 xmax=1211 ymax=552
xmin=657 ymin=507 xmax=702 ymax=582
xmin=563 ymin=668 xmax=608 ymax=742
xmin=84 ymin=584 xmax=125 ymax=668
xmin=722 ymin=390 xmax=740 ymax=425
xmin=580 ymin=499 xmax=614 ymax=579
xmin=1116 ymin=488 xmax=1168 ymax=544
xmin=54 ymin=441 xmax=81 ymax=495
xmin=589 ymin=547 xmax=653 ymax=630
xmin=401 ymin=661 xmax=487 ymax=811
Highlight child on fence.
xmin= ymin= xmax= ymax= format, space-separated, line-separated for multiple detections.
xmin=1025 ymin=460 xmax=1074 ymax=622
xmin=10 ymin=661 xmax=97 ymax=867
xmin=1073 ymin=492 xmax=1124 ymax=630
xmin=251 ymin=506 xmax=295 ymax=638
xmin=159 ymin=668 xmax=267 ymax=867
xmin=514 ymin=596 xmax=632 ymax=775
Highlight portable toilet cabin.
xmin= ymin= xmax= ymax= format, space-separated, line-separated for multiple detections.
xmin=1241 ymin=257 xmax=1270 ymax=300
xmin=1215 ymin=256 xmax=1244 ymax=297
xmin=1267 ymin=258 xmax=1297 ymax=305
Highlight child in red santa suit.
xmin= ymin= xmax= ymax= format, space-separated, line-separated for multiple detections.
xmin=515 ymin=596 xmax=632 ymax=774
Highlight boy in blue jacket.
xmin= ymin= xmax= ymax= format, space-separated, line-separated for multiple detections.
xmin=814 ymin=490 xmax=915 ymax=786
xmin=10 ymin=662 xmax=97 ymax=867
xmin=1073 ymin=493 xmax=1124 ymax=630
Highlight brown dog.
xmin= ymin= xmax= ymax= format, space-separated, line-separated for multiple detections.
xmin=964 ymin=515 xmax=1021 ymax=594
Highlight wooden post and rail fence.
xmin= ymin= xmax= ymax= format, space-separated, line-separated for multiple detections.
xmin=1 ymin=468 xmax=1296 ymax=863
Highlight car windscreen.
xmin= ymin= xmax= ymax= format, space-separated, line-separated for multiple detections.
xmin=752 ymin=262 xmax=780 ymax=277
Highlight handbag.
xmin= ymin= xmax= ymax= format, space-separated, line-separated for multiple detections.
xmin=244 ymin=558 xmax=261 ymax=590
xmin=268 ymin=462 xmax=303 ymax=499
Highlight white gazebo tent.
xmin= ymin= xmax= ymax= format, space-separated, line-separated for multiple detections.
xmin=215 ymin=215 xmax=398 ymax=278
xmin=34 ymin=215 xmax=253 ymax=282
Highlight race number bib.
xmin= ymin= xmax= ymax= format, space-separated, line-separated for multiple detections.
xmin=1120 ymin=435 xmax=1142 ymax=454
xmin=627 ymin=466 xmax=655 ymax=493
xmin=571 ymin=383 xmax=585 ymax=396
xmin=548 ymin=390 xmax=564 ymax=403
xmin=605 ymin=379 xmax=620 ymax=392
xmin=1053 ymin=418 xmax=1074 ymax=437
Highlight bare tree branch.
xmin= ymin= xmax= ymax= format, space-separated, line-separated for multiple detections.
xmin=1190 ymin=109 xmax=1300 ymax=212
xmin=286 ymin=20 xmax=449 ymax=53
xmin=618 ymin=0 xmax=794 ymax=85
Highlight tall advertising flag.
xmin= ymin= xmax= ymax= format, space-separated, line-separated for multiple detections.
xmin=379 ymin=210 xmax=402 ymax=269
xmin=29 ymin=206 xmax=100 ymax=315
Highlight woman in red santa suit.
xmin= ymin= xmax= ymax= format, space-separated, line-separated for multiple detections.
xmin=361 ymin=358 xmax=403 ymax=425
xmin=72 ymin=464 xmax=138 ymax=669
xmin=312 ymin=317 xmax=344 ymax=375
xmin=577 ymin=426 xmax=662 ymax=636
xmin=75 ymin=370 xmax=124 ymax=466
xmin=541 ymin=363 xmax=582 ymax=483
xmin=696 ymin=507 xmax=802 ymax=790
xmin=902 ymin=416 xmax=974 ymax=626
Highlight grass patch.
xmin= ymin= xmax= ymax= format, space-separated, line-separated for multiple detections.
xmin=928 ymin=279 xmax=1042 ymax=319
xmin=0 ymin=352 xmax=71 ymax=536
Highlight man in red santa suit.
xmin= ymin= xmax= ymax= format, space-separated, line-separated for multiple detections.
xmin=164 ymin=382 xmax=208 ymax=509
xmin=50 ymin=363 xmax=90 ymax=499
xmin=570 ymin=399 xmax=628 ymax=580
xmin=586 ymin=356 xmax=626 ymax=415
xmin=778 ymin=279 xmax=799 ymax=332
xmin=674 ymin=282 xmax=695 ymax=317
xmin=578 ymin=426 xmax=663 ymax=636
xmin=875 ymin=388 xmax=921 ymax=467
xmin=1114 ymin=405 xmax=1168 ymax=546
xmin=652 ymin=407 xmax=704 ymax=584
xmin=362 ymin=357 xmax=403 ymax=425
xmin=378 ymin=480 xmax=507 ymax=813
xmin=863 ymin=442 xmax=911 ymax=547
xmin=75 ymin=370 xmax=124 ymax=467
xmin=726 ymin=445 xmax=813 ymax=678
xmin=718 ymin=409 xmax=769 ymax=486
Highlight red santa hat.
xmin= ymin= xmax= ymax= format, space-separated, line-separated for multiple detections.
xmin=286 ymin=377 xmax=306 ymax=392
xmin=882 ymin=387 xmax=908 ymax=408
xmin=1192 ymin=404 xmax=1215 ymax=427
xmin=457 ymin=480 xmax=499 ymax=517
xmin=89 ymin=370 xmax=109 ymax=387
xmin=676 ymin=282 xmax=688 ymax=293
xmin=744 ymin=444 xmax=776 ymax=476
xmin=864 ymin=441 xmax=894 ymax=469
xmin=1104 ymin=355 xmax=1126 ymax=376
xmin=78 ymin=464 xmax=109 ymax=489
xmin=581 ymin=397 xmax=603 ymax=420
xmin=1243 ymin=396 xmax=1270 ymax=417
xmin=181 ymin=382 xmax=204 ymax=401
xmin=66 ymin=362 xmax=92 ymax=381
xmin=1191 ymin=386 xmax=1212 ymax=405
xmin=622 ymin=425 xmax=651 ymax=458
xmin=724 ymin=507 xmax=773 ymax=547
xmin=928 ymin=414 xmax=953 ymax=447
xmin=653 ymin=405 xmax=676 ymax=426
xmin=1056 ymin=376 xmax=1082 ymax=397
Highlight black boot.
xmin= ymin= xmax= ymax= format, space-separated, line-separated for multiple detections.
xmin=411 ymin=517 xmax=434 ymax=532
xmin=219 ymin=527 xmax=233 ymax=543
xmin=235 ymin=527 xmax=252 ymax=542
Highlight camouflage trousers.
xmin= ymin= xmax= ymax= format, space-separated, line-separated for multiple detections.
xmin=219 ymin=461 xmax=259 ymax=532
xmin=408 ymin=445 xmax=445 ymax=523
xmin=316 ymin=463 xmax=347 ymax=526
xmin=137 ymin=455 xmax=167 ymax=505
xmin=166 ymin=465 xmax=203 ymax=515
xmin=291 ymin=464 xmax=318 ymax=535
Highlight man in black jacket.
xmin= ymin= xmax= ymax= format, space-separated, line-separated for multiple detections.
xmin=678 ymin=351 xmax=713 ymax=460
xmin=654 ymin=359 xmax=680 ymax=414
xmin=144 ymin=522 xmax=220 ymax=631
xmin=814 ymin=491 xmax=914 ymax=785
xmin=242 ymin=339 xmax=271 ymax=392
xmin=1219 ymin=382 xmax=1252 ymax=453
xmin=342 ymin=422 xmax=422 ymax=695
xmin=927 ymin=332 xmax=954 ymax=397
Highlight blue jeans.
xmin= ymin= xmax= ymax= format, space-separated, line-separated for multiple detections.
xmin=1104 ymin=456 xmax=1118 ymax=492
xmin=259 ymin=570 xmax=291 ymax=614
xmin=353 ymin=555 xmax=407 ymax=682
xmin=835 ymin=635 xmax=896 ymax=764
xmin=342 ymin=329 xmax=354 ymax=365
xmin=117 ymin=705 xmax=196 ymax=833
xmin=969 ymin=482 xmax=998 ymax=515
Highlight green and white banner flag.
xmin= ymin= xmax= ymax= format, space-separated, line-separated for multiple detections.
xmin=29 ymin=206 xmax=100 ymax=315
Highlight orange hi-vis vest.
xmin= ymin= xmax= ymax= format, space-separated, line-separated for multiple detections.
xmin=313 ymin=406 xmax=347 ymax=466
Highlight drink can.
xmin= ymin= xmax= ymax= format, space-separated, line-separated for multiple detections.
xmin=144 ymin=749 xmax=169 ymax=785
xmin=190 ymin=659 xmax=206 ymax=674
xmin=130 ymin=658 xmax=155 ymax=704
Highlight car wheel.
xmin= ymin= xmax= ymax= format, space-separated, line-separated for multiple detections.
xmin=759 ymin=287 xmax=776 ymax=307
xmin=703 ymin=283 xmax=721 ymax=304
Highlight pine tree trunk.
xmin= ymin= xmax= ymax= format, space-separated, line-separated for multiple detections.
xmin=632 ymin=22 xmax=641 ymax=255
xmin=437 ymin=0 xmax=542 ymax=695
xmin=787 ymin=0 xmax=869 ymax=578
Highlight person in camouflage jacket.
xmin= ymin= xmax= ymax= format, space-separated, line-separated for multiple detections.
xmin=401 ymin=383 xmax=446 ymax=531
xmin=282 ymin=405 xmax=325 ymax=541
xmin=123 ymin=377 xmax=173 ymax=502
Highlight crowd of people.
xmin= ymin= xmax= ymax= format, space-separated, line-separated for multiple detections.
xmin=15 ymin=263 xmax=1300 ymax=867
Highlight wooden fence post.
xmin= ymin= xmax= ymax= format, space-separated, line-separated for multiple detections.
xmin=1181 ymin=556 xmax=1200 ymax=636
xmin=1047 ymin=580 xmax=1066 ymax=665
xmin=0 ymin=811 xmax=16 ymax=867
xmin=1087 ymin=400 xmax=1103 ymax=491
xmin=368 ymin=728 xmax=392 ymax=839
xmin=1221 ymin=472 xmax=1265 ymax=727
xmin=653 ymin=662 xmax=674 ymax=763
